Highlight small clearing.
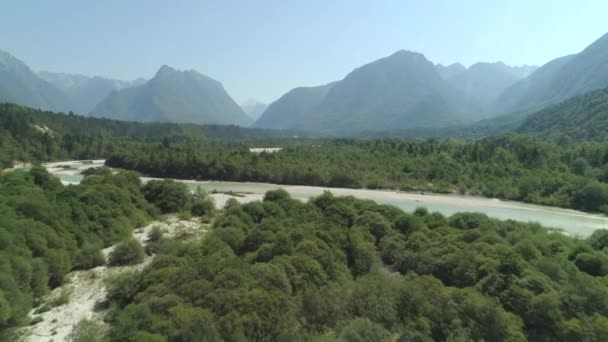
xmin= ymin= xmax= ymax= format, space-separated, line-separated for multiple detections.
xmin=17 ymin=216 xmax=208 ymax=342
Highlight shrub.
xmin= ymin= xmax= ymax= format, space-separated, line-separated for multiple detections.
xmin=143 ymin=180 xmax=190 ymax=214
xmin=73 ymin=244 xmax=106 ymax=270
xmin=68 ymin=319 xmax=108 ymax=342
xmin=108 ymin=238 xmax=145 ymax=266
xmin=145 ymin=226 xmax=166 ymax=255
xmin=191 ymin=187 xmax=215 ymax=216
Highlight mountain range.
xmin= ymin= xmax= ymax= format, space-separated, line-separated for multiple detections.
xmin=38 ymin=71 xmax=146 ymax=114
xmin=253 ymin=51 xmax=536 ymax=133
xmin=254 ymin=31 xmax=608 ymax=134
xmin=90 ymin=65 xmax=252 ymax=126
xmin=0 ymin=50 xmax=251 ymax=126
xmin=0 ymin=50 xmax=72 ymax=112
xmin=3 ymin=31 xmax=608 ymax=134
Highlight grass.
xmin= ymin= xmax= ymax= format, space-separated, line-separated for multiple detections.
xmin=48 ymin=287 xmax=72 ymax=307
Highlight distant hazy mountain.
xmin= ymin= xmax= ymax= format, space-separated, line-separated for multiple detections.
xmin=0 ymin=50 xmax=71 ymax=112
xmin=91 ymin=65 xmax=252 ymax=126
xmin=435 ymin=63 xmax=466 ymax=80
xmin=39 ymin=71 xmax=146 ymax=114
xmin=447 ymin=62 xmax=535 ymax=114
xmin=254 ymin=50 xmax=544 ymax=134
xmin=517 ymin=87 xmax=608 ymax=141
xmin=255 ymin=51 xmax=473 ymax=133
xmin=240 ymin=99 xmax=267 ymax=120
xmin=498 ymin=32 xmax=608 ymax=113
xmin=253 ymin=83 xmax=335 ymax=129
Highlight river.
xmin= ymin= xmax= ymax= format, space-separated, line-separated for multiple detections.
xmin=43 ymin=160 xmax=608 ymax=237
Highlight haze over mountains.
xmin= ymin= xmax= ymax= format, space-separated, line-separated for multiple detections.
xmin=0 ymin=50 xmax=251 ymax=126
xmin=3 ymin=31 xmax=608 ymax=133
xmin=254 ymin=31 xmax=608 ymax=134
xmin=0 ymin=50 xmax=72 ymax=112
xmin=38 ymin=71 xmax=146 ymax=114
xmin=91 ymin=65 xmax=252 ymax=126
xmin=253 ymin=51 xmax=537 ymax=133
xmin=240 ymin=99 xmax=267 ymax=120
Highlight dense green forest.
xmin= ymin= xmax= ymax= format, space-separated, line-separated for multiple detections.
xmin=519 ymin=88 xmax=608 ymax=142
xmin=105 ymin=190 xmax=608 ymax=341
xmin=0 ymin=167 xmax=215 ymax=336
xmin=0 ymin=167 xmax=155 ymax=331
xmin=0 ymin=103 xmax=299 ymax=169
xmin=2 ymin=103 xmax=608 ymax=340
xmin=107 ymin=135 xmax=608 ymax=214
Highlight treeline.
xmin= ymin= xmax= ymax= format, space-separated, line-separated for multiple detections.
xmin=105 ymin=190 xmax=608 ymax=341
xmin=0 ymin=103 xmax=300 ymax=169
xmin=0 ymin=167 xmax=155 ymax=331
xmin=107 ymin=135 xmax=608 ymax=214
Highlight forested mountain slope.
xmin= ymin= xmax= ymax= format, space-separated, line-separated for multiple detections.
xmin=518 ymin=88 xmax=608 ymax=141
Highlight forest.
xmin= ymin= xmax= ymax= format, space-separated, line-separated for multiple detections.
xmin=104 ymin=189 xmax=608 ymax=341
xmin=107 ymin=135 xmax=608 ymax=214
xmin=0 ymin=167 xmax=155 ymax=332
xmin=0 ymin=166 xmax=215 ymax=337
xmin=0 ymin=103 xmax=298 ymax=169
xmin=1 ymin=103 xmax=608 ymax=341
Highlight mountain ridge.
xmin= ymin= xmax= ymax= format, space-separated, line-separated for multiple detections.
xmin=90 ymin=65 xmax=252 ymax=126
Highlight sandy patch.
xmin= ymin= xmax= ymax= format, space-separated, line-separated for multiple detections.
xmin=18 ymin=216 xmax=207 ymax=342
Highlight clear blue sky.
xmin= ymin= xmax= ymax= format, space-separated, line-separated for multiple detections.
xmin=1 ymin=0 xmax=606 ymax=103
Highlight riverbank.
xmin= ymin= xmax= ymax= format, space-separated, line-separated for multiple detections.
xmin=39 ymin=160 xmax=608 ymax=237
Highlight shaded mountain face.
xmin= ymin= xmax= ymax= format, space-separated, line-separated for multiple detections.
xmin=255 ymin=51 xmax=471 ymax=134
xmin=38 ymin=71 xmax=146 ymax=114
xmin=90 ymin=65 xmax=252 ymax=126
xmin=498 ymin=32 xmax=608 ymax=113
xmin=240 ymin=99 xmax=267 ymax=120
xmin=252 ymin=83 xmax=335 ymax=129
xmin=0 ymin=50 xmax=71 ymax=112
xmin=447 ymin=62 xmax=535 ymax=114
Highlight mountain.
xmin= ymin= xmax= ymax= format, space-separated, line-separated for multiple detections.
xmin=38 ymin=71 xmax=146 ymax=114
xmin=90 ymin=65 xmax=252 ymax=126
xmin=252 ymin=83 xmax=335 ymax=130
xmin=498 ymin=32 xmax=608 ymax=113
xmin=517 ymin=87 xmax=608 ymax=141
xmin=447 ymin=62 xmax=535 ymax=114
xmin=0 ymin=50 xmax=71 ymax=111
xmin=435 ymin=63 xmax=466 ymax=79
xmin=240 ymin=99 xmax=267 ymax=120
xmin=255 ymin=50 xmax=471 ymax=134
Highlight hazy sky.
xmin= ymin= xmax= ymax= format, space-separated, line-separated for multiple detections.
xmin=1 ymin=0 xmax=607 ymax=103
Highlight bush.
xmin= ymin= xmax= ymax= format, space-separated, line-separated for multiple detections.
xmin=191 ymin=187 xmax=215 ymax=216
xmin=68 ymin=319 xmax=108 ymax=342
xmin=49 ymin=288 xmax=72 ymax=307
xmin=145 ymin=226 xmax=166 ymax=255
xmin=73 ymin=244 xmax=106 ymax=270
xmin=143 ymin=180 xmax=191 ymax=214
xmin=108 ymin=238 xmax=145 ymax=266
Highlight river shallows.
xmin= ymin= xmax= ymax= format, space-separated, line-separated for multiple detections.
xmin=44 ymin=160 xmax=608 ymax=237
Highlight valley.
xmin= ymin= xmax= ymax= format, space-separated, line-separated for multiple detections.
xmin=45 ymin=160 xmax=608 ymax=237
xmin=2 ymin=6 xmax=608 ymax=340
